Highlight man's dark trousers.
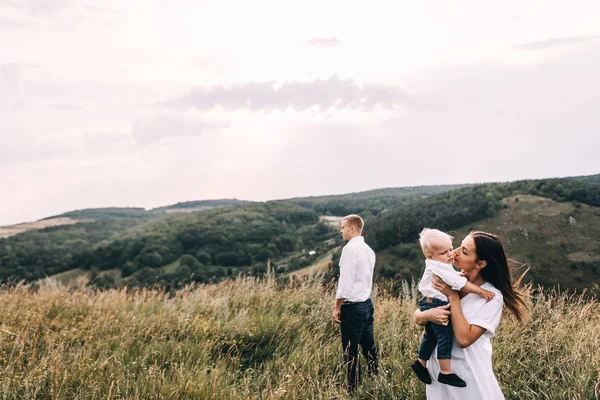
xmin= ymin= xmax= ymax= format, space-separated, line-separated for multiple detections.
xmin=340 ymin=298 xmax=378 ymax=391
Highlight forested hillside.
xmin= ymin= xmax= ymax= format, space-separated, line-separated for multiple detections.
xmin=80 ymin=202 xmax=334 ymax=288
xmin=370 ymin=195 xmax=600 ymax=293
xmin=286 ymin=184 xmax=468 ymax=216
xmin=0 ymin=185 xmax=453 ymax=287
xmin=0 ymin=203 xmax=337 ymax=288
xmin=365 ymin=175 xmax=600 ymax=251
xmin=50 ymin=199 xmax=251 ymax=220
xmin=357 ymin=175 xmax=600 ymax=293
xmin=0 ymin=219 xmax=142 ymax=281
xmin=1 ymin=174 xmax=599 ymax=292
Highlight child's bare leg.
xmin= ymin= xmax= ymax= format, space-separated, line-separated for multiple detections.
xmin=438 ymin=359 xmax=453 ymax=374
xmin=418 ymin=358 xmax=427 ymax=367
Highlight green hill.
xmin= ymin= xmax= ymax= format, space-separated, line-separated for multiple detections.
xmin=1 ymin=174 xmax=599 ymax=292
xmin=373 ymin=195 xmax=600 ymax=293
xmin=455 ymin=195 xmax=600 ymax=291
xmin=574 ymin=173 xmax=600 ymax=185
xmin=49 ymin=199 xmax=253 ymax=220
xmin=0 ymin=185 xmax=467 ymax=286
xmin=0 ymin=218 xmax=143 ymax=281
xmin=82 ymin=202 xmax=335 ymax=289
xmin=286 ymin=184 xmax=469 ymax=216
xmin=361 ymin=175 xmax=600 ymax=293
xmin=48 ymin=207 xmax=153 ymax=220
xmin=365 ymin=175 xmax=600 ymax=251
xmin=151 ymin=199 xmax=251 ymax=212
xmin=0 ymin=202 xmax=338 ymax=289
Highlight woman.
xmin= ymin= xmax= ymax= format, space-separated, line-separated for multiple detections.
xmin=414 ymin=231 xmax=528 ymax=399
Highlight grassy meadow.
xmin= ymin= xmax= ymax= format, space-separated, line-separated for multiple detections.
xmin=0 ymin=274 xmax=598 ymax=399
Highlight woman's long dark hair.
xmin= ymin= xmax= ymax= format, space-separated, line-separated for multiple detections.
xmin=472 ymin=231 xmax=529 ymax=324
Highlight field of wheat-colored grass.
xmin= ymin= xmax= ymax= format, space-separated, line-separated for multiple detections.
xmin=0 ymin=275 xmax=598 ymax=399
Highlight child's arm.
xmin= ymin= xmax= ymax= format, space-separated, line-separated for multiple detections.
xmin=461 ymin=281 xmax=495 ymax=302
xmin=427 ymin=260 xmax=468 ymax=291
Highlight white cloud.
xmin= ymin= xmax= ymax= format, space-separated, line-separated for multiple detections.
xmin=1 ymin=0 xmax=600 ymax=225
xmin=0 ymin=0 xmax=125 ymax=31
xmin=164 ymin=76 xmax=428 ymax=113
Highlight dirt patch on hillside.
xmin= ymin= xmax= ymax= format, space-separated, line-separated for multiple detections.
xmin=319 ymin=216 xmax=343 ymax=227
xmin=165 ymin=207 xmax=215 ymax=214
xmin=501 ymin=195 xmax=569 ymax=217
xmin=453 ymin=194 xmax=600 ymax=291
xmin=0 ymin=217 xmax=84 ymax=239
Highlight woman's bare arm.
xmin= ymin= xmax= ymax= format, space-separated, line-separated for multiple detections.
xmin=432 ymin=275 xmax=487 ymax=348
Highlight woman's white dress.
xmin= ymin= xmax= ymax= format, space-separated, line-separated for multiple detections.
xmin=426 ymin=282 xmax=505 ymax=400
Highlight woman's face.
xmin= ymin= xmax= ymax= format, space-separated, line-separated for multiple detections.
xmin=453 ymin=234 xmax=481 ymax=279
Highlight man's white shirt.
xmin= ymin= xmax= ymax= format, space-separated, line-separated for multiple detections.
xmin=418 ymin=259 xmax=467 ymax=302
xmin=336 ymin=236 xmax=376 ymax=302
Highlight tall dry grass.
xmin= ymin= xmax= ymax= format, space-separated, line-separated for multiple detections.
xmin=0 ymin=274 xmax=598 ymax=399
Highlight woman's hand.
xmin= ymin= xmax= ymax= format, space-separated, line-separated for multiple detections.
xmin=432 ymin=274 xmax=459 ymax=299
xmin=414 ymin=304 xmax=451 ymax=326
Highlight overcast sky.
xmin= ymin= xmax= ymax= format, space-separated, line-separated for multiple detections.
xmin=1 ymin=0 xmax=599 ymax=225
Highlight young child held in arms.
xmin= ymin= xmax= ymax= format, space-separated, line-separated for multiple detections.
xmin=410 ymin=228 xmax=495 ymax=388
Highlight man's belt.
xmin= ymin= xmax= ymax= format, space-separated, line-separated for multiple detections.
xmin=342 ymin=298 xmax=370 ymax=305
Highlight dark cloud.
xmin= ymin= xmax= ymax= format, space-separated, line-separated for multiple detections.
xmin=131 ymin=114 xmax=228 ymax=145
xmin=304 ymin=37 xmax=342 ymax=47
xmin=516 ymin=35 xmax=600 ymax=50
xmin=163 ymin=76 xmax=427 ymax=113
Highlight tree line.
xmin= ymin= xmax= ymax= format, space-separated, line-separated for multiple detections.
xmin=0 ymin=202 xmax=336 ymax=288
xmin=1 ymin=175 xmax=598 ymax=290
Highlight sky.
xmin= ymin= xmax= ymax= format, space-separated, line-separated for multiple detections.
xmin=1 ymin=0 xmax=599 ymax=226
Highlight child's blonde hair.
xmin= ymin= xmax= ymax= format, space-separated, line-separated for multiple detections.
xmin=419 ymin=228 xmax=453 ymax=257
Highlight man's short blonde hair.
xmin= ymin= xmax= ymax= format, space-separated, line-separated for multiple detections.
xmin=342 ymin=214 xmax=364 ymax=232
xmin=419 ymin=228 xmax=453 ymax=257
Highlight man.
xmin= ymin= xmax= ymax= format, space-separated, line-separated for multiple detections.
xmin=332 ymin=214 xmax=378 ymax=392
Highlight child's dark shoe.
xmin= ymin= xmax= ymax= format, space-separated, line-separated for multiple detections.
xmin=438 ymin=372 xmax=467 ymax=387
xmin=410 ymin=360 xmax=432 ymax=384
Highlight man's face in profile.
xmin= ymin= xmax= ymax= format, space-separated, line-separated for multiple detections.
xmin=340 ymin=220 xmax=353 ymax=241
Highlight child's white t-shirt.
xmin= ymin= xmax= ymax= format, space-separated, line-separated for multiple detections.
xmin=418 ymin=259 xmax=468 ymax=302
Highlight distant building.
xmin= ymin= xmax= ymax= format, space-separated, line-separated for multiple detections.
xmin=324 ymin=238 xmax=336 ymax=246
